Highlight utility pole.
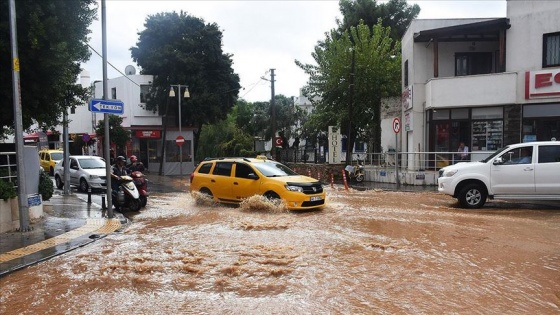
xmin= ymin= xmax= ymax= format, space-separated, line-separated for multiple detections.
xmin=9 ymin=0 xmax=30 ymax=231
xmin=270 ymin=69 xmax=276 ymax=160
xmin=346 ymin=49 xmax=355 ymax=164
xmin=101 ymin=0 xmax=113 ymax=218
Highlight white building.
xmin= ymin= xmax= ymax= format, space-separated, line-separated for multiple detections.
xmin=401 ymin=0 xmax=560 ymax=170
xmin=91 ymin=71 xmax=195 ymax=175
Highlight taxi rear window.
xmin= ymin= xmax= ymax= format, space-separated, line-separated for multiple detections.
xmin=197 ymin=163 xmax=212 ymax=174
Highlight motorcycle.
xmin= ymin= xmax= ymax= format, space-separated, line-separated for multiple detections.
xmin=130 ymin=170 xmax=148 ymax=207
xmin=112 ymin=175 xmax=141 ymax=212
xmin=345 ymin=163 xmax=365 ymax=183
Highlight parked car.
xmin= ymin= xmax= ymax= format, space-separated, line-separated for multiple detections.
xmin=54 ymin=155 xmax=107 ymax=192
xmin=190 ymin=157 xmax=325 ymax=210
xmin=438 ymin=141 xmax=560 ymax=208
xmin=39 ymin=149 xmax=64 ymax=176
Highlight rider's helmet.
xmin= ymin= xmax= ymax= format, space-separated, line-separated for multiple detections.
xmin=116 ymin=156 xmax=126 ymax=163
xmin=130 ymin=155 xmax=137 ymax=163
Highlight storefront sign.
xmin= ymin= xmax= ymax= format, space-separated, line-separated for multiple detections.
xmin=525 ymin=69 xmax=560 ymax=99
xmin=328 ymin=126 xmax=341 ymax=164
xmin=402 ymin=85 xmax=413 ymax=110
xmin=135 ymin=130 xmax=161 ymax=139
xmin=405 ymin=112 xmax=413 ymax=131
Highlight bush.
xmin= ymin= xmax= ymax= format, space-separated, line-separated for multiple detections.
xmin=39 ymin=170 xmax=54 ymax=201
xmin=0 ymin=179 xmax=17 ymax=201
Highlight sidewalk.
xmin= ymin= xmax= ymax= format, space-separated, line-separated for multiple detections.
xmin=0 ymin=173 xmax=188 ymax=277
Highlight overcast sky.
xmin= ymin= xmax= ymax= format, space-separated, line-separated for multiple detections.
xmin=83 ymin=0 xmax=507 ymax=102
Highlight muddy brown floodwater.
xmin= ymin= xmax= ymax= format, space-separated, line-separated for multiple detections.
xmin=1 ymin=186 xmax=560 ymax=314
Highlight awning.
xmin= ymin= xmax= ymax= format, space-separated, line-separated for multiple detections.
xmin=414 ymin=18 xmax=510 ymax=43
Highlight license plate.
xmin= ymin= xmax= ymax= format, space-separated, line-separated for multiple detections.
xmin=310 ymin=196 xmax=323 ymax=202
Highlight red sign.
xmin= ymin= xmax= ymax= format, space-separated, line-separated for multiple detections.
xmin=392 ymin=117 xmax=401 ymax=134
xmin=525 ymin=70 xmax=560 ymax=99
xmin=274 ymin=136 xmax=283 ymax=147
xmin=176 ymin=135 xmax=185 ymax=146
xmin=135 ymin=130 xmax=161 ymax=139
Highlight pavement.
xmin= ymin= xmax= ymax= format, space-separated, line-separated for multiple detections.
xmin=0 ymin=173 xmax=188 ymax=277
xmin=0 ymin=172 xmax=432 ymax=277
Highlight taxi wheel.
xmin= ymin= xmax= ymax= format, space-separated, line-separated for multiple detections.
xmin=200 ymin=188 xmax=213 ymax=197
xmin=264 ymin=192 xmax=282 ymax=207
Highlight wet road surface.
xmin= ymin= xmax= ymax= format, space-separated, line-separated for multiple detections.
xmin=1 ymin=186 xmax=559 ymax=314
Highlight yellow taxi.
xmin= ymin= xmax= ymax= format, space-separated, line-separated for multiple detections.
xmin=39 ymin=149 xmax=64 ymax=175
xmin=190 ymin=157 xmax=325 ymax=210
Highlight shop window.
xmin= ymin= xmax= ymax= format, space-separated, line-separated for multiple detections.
xmin=455 ymin=52 xmax=493 ymax=76
xmin=354 ymin=140 xmax=365 ymax=152
xmin=543 ymin=32 xmax=560 ymax=68
xmin=471 ymin=120 xmax=503 ymax=151
xmin=432 ymin=109 xmax=450 ymax=120
xmin=472 ymin=107 xmax=503 ymax=120
xmin=111 ymin=87 xmax=117 ymax=99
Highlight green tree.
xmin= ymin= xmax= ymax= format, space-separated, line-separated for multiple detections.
xmin=247 ymin=95 xmax=308 ymax=143
xmin=0 ymin=0 xmax=96 ymax=137
xmin=130 ymin=11 xmax=240 ymax=156
xmin=197 ymin=104 xmax=253 ymax=159
xmin=337 ymin=0 xmax=420 ymax=40
xmin=94 ymin=115 xmax=131 ymax=155
xmin=296 ymin=21 xmax=401 ymax=162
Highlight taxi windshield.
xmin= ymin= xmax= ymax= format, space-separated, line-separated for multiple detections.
xmin=252 ymin=161 xmax=297 ymax=177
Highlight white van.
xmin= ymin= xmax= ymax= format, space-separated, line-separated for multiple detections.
xmin=438 ymin=141 xmax=560 ymax=208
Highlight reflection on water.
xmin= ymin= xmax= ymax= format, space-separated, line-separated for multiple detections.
xmin=1 ymin=187 xmax=559 ymax=314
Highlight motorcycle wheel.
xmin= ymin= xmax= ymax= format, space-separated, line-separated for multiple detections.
xmin=128 ymin=199 xmax=141 ymax=212
xmin=355 ymin=173 xmax=365 ymax=182
xmin=140 ymin=195 xmax=147 ymax=208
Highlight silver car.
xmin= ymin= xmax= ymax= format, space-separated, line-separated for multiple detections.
xmin=54 ymin=155 xmax=107 ymax=192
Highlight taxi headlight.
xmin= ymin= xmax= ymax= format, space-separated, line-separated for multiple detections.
xmin=285 ymin=185 xmax=303 ymax=192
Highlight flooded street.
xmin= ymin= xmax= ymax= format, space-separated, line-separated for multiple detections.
xmin=1 ymin=186 xmax=559 ymax=314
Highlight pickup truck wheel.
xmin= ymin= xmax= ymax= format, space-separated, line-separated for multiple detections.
xmin=458 ymin=184 xmax=487 ymax=209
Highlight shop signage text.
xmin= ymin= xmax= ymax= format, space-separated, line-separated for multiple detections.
xmin=525 ymin=69 xmax=560 ymax=99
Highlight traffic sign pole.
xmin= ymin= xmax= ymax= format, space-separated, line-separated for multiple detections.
xmin=393 ymin=117 xmax=401 ymax=189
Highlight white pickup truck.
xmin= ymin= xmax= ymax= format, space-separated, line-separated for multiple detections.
xmin=438 ymin=141 xmax=560 ymax=208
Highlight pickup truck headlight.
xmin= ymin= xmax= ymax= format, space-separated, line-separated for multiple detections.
xmin=285 ymin=185 xmax=303 ymax=192
xmin=443 ymin=169 xmax=458 ymax=177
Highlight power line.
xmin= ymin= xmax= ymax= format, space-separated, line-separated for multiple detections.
xmin=86 ymin=43 xmax=140 ymax=87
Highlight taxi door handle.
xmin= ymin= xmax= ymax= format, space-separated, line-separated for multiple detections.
xmin=233 ymin=182 xmax=239 ymax=185
xmin=211 ymin=179 xmax=216 ymax=183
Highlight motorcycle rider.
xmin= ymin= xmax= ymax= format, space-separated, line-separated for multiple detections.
xmin=111 ymin=156 xmax=128 ymax=194
xmin=127 ymin=155 xmax=145 ymax=172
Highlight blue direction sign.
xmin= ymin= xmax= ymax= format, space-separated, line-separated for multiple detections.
xmin=89 ymin=99 xmax=124 ymax=115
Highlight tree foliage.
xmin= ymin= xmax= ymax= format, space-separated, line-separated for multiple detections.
xmin=130 ymin=11 xmax=240 ymax=155
xmin=94 ymin=115 xmax=131 ymax=154
xmin=337 ymin=0 xmax=420 ymax=40
xmin=296 ymin=21 xmax=401 ymax=159
xmin=0 ymin=0 xmax=96 ymax=137
xmin=197 ymin=104 xmax=254 ymax=159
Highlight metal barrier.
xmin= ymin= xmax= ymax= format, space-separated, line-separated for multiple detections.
xmin=361 ymin=151 xmax=493 ymax=171
xmin=0 ymin=152 xmax=17 ymax=186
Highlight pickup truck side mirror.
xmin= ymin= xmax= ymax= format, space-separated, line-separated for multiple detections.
xmin=493 ymin=157 xmax=504 ymax=165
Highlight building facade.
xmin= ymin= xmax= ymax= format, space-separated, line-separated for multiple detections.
xmin=92 ymin=73 xmax=195 ymax=175
xmin=401 ymin=0 xmax=560 ymax=169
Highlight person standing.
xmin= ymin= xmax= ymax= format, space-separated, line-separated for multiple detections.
xmin=457 ymin=142 xmax=469 ymax=161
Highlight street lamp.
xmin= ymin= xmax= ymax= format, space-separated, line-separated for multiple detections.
xmin=169 ymin=85 xmax=190 ymax=176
